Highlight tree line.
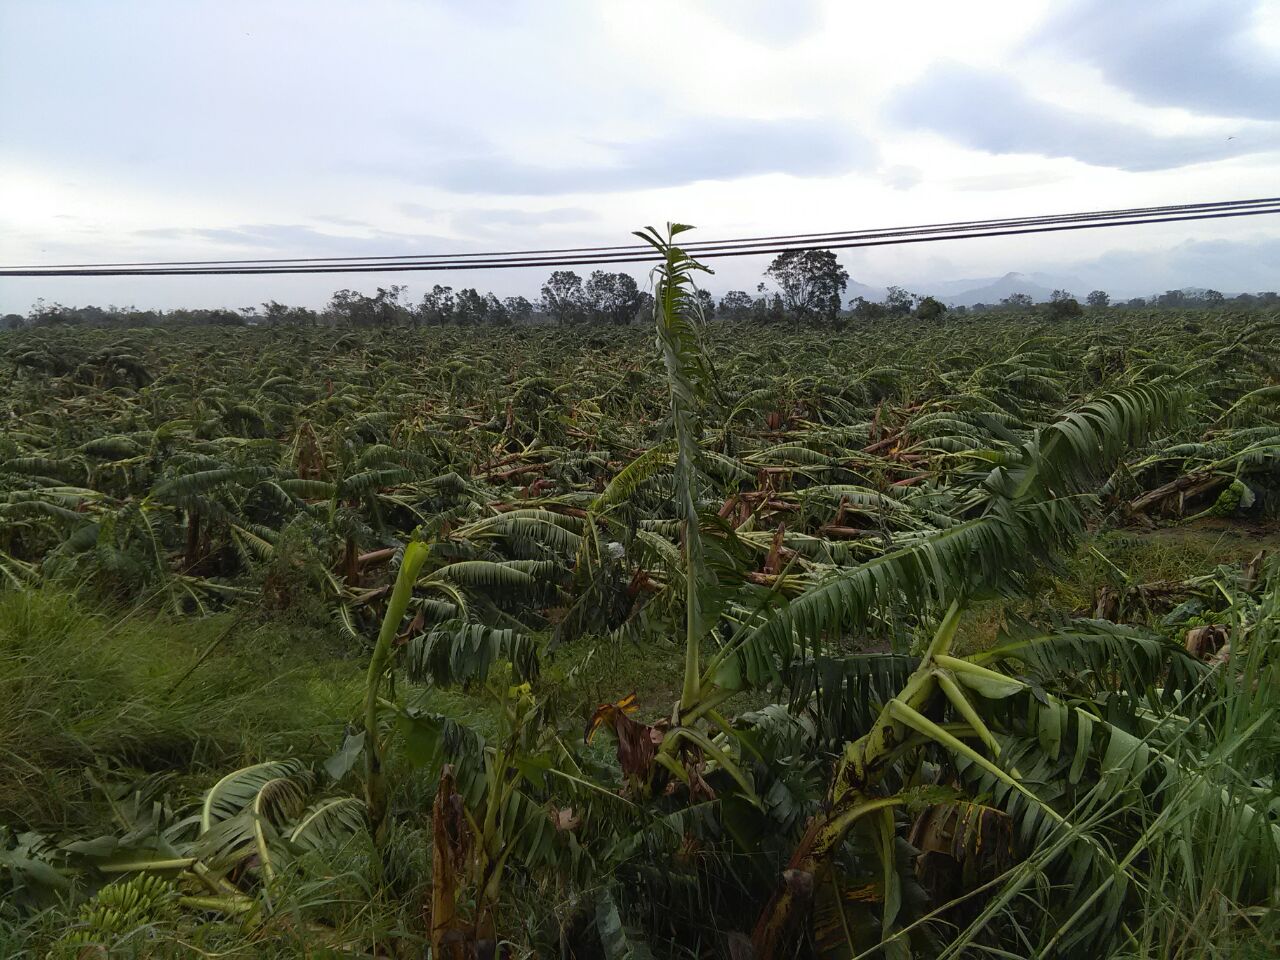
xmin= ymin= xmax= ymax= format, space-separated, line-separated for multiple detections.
xmin=5 ymin=249 xmax=1277 ymax=330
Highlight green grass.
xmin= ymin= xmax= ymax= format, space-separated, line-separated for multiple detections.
xmin=0 ymin=583 xmax=699 ymax=835
xmin=948 ymin=516 xmax=1280 ymax=655
xmin=0 ymin=587 xmax=365 ymax=832
xmin=1091 ymin=519 xmax=1280 ymax=584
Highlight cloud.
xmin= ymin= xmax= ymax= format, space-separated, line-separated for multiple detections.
xmin=398 ymin=204 xmax=599 ymax=238
xmin=945 ymin=171 xmax=1070 ymax=192
xmin=879 ymin=165 xmax=923 ymax=190
xmin=1035 ymin=0 xmax=1280 ymax=121
xmin=698 ymin=0 xmax=823 ymax=47
xmin=131 ymin=223 xmax=460 ymax=258
xmin=310 ymin=214 xmax=371 ymax=228
xmin=888 ymin=62 xmax=1278 ymax=171
xmin=397 ymin=203 xmax=438 ymax=221
xmin=413 ymin=117 xmax=876 ymax=195
xmin=456 ymin=207 xmax=598 ymax=228
xmin=4 ymin=0 xmax=1279 ymax=316
xmin=1030 ymin=235 xmax=1280 ymax=298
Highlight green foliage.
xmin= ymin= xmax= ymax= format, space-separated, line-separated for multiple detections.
xmin=1 ymin=294 xmax=1278 ymax=958
xmin=0 ymin=587 xmax=362 ymax=830
xmin=1047 ymin=289 xmax=1084 ymax=321
xmin=915 ymin=295 xmax=947 ymax=321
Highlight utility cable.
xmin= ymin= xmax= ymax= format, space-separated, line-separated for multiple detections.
xmin=2 ymin=198 xmax=1278 ymax=277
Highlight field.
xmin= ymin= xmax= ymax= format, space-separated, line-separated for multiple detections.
xmin=2 ymin=257 xmax=1279 ymax=956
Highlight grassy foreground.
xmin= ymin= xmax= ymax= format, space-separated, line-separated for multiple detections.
xmin=3 ymin=523 xmax=1276 ymax=957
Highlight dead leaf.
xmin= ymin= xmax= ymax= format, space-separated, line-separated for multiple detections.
xmin=1185 ymin=624 xmax=1229 ymax=659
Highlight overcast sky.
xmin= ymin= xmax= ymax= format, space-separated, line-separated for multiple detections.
xmin=2 ymin=0 xmax=1279 ymax=313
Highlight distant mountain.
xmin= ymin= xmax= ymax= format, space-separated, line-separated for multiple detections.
xmin=846 ymin=279 xmax=888 ymax=303
xmin=827 ymin=274 xmax=1247 ymax=312
xmin=942 ymin=273 xmax=1055 ymax=306
xmin=926 ymin=271 xmax=1087 ymax=307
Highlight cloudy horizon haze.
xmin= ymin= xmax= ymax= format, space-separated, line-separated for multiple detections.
xmin=2 ymin=0 xmax=1278 ymax=314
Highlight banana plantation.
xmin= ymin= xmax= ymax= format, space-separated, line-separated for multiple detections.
xmin=2 ymin=228 xmax=1278 ymax=958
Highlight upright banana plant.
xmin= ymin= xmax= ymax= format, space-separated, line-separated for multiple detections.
xmin=581 ymin=225 xmax=765 ymax=805
xmin=363 ymin=540 xmax=430 ymax=844
xmin=580 ymin=244 xmax=1206 ymax=954
xmin=636 ymin=223 xmax=716 ymax=712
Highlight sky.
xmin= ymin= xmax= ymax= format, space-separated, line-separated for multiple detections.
xmin=2 ymin=0 xmax=1279 ymax=313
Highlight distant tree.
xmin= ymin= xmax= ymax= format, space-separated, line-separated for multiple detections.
xmin=1086 ymin=290 xmax=1110 ymax=308
xmin=952 ymin=304 xmax=969 ymax=316
xmin=585 ymin=271 xmax=644 ymax=325
xmin=326 ymin=290 xmax=368 ymax=326
xmin=1125 ymin=297 xmax=1148 ymax=308
xmin=764 ymin=249 xmax=849 ymax=323
xmin=695 ymin=289 xmax=715 ymax=319
xmin=3 ymin=313 xmax=24 ymax=330
xmin=720 ymin=290 xmax=753 ymax=319
xmin=327 ymin=286 xmax=409 ymax=327
xmin=261 ymin=301 xmax=290 ymax=325
xmin=540 ymin=270 xmax=587 ymax=324
xmin=1156 ymin=290 xmax=1188 ymax=309
xmin=1001 ymin=292 xmax=1035 ymax=310
xmin=454 ymin=288 xmax=488 ymax=325
xmin=883 ymin=286 xmax=915 ymax=317
xmin=1203 ymin=289 xmax=1225 ymax=305
xmin=633 ymin=291 xmax=655 ymax=324
xmin=418 ymin=285 xmax=455 ymax=325
xmin=28 ymin=299 xmax=76 ymax=326
xmin=916 ymin=296 xmax=947 ymax=321
xmin=27 ymin=302 xmax=127 ymax=327
xmin=261 ymin=300 xmax=316 ymax=326
xmin=483 ymin=293 xmax=508 ymax=325
xmin=1046 ymin=289 xmax=1083 ymax=321
xmin=375 ymin=286 xmax=411 ymax=326
xmin=752 ymin=283 xmax=786 ymax=322
xmin=210 ymin=310 xmax=245 ymax=326
xmin=502 ymin=296 xmax=534 ymax=324
xmin=352 ymin=286 xmax=403 ymax=326
xmin=849 ymin=296 xmax=886 ymax=322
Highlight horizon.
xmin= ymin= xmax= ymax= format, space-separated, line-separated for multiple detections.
xmin=3 ymin=267 xmax=1272 ymax=322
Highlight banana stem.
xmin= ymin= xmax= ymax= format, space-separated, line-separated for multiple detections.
xmin=364 ymin=541 xmax=430 ymax=846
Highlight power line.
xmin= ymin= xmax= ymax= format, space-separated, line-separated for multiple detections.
xmin=2 ymin=198 xmax=1278 ymax=277
xmin=11 ymin=196 xmax=1279 ymax=270
xmin=10 ymin=205 xmax=1280 ymax=276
